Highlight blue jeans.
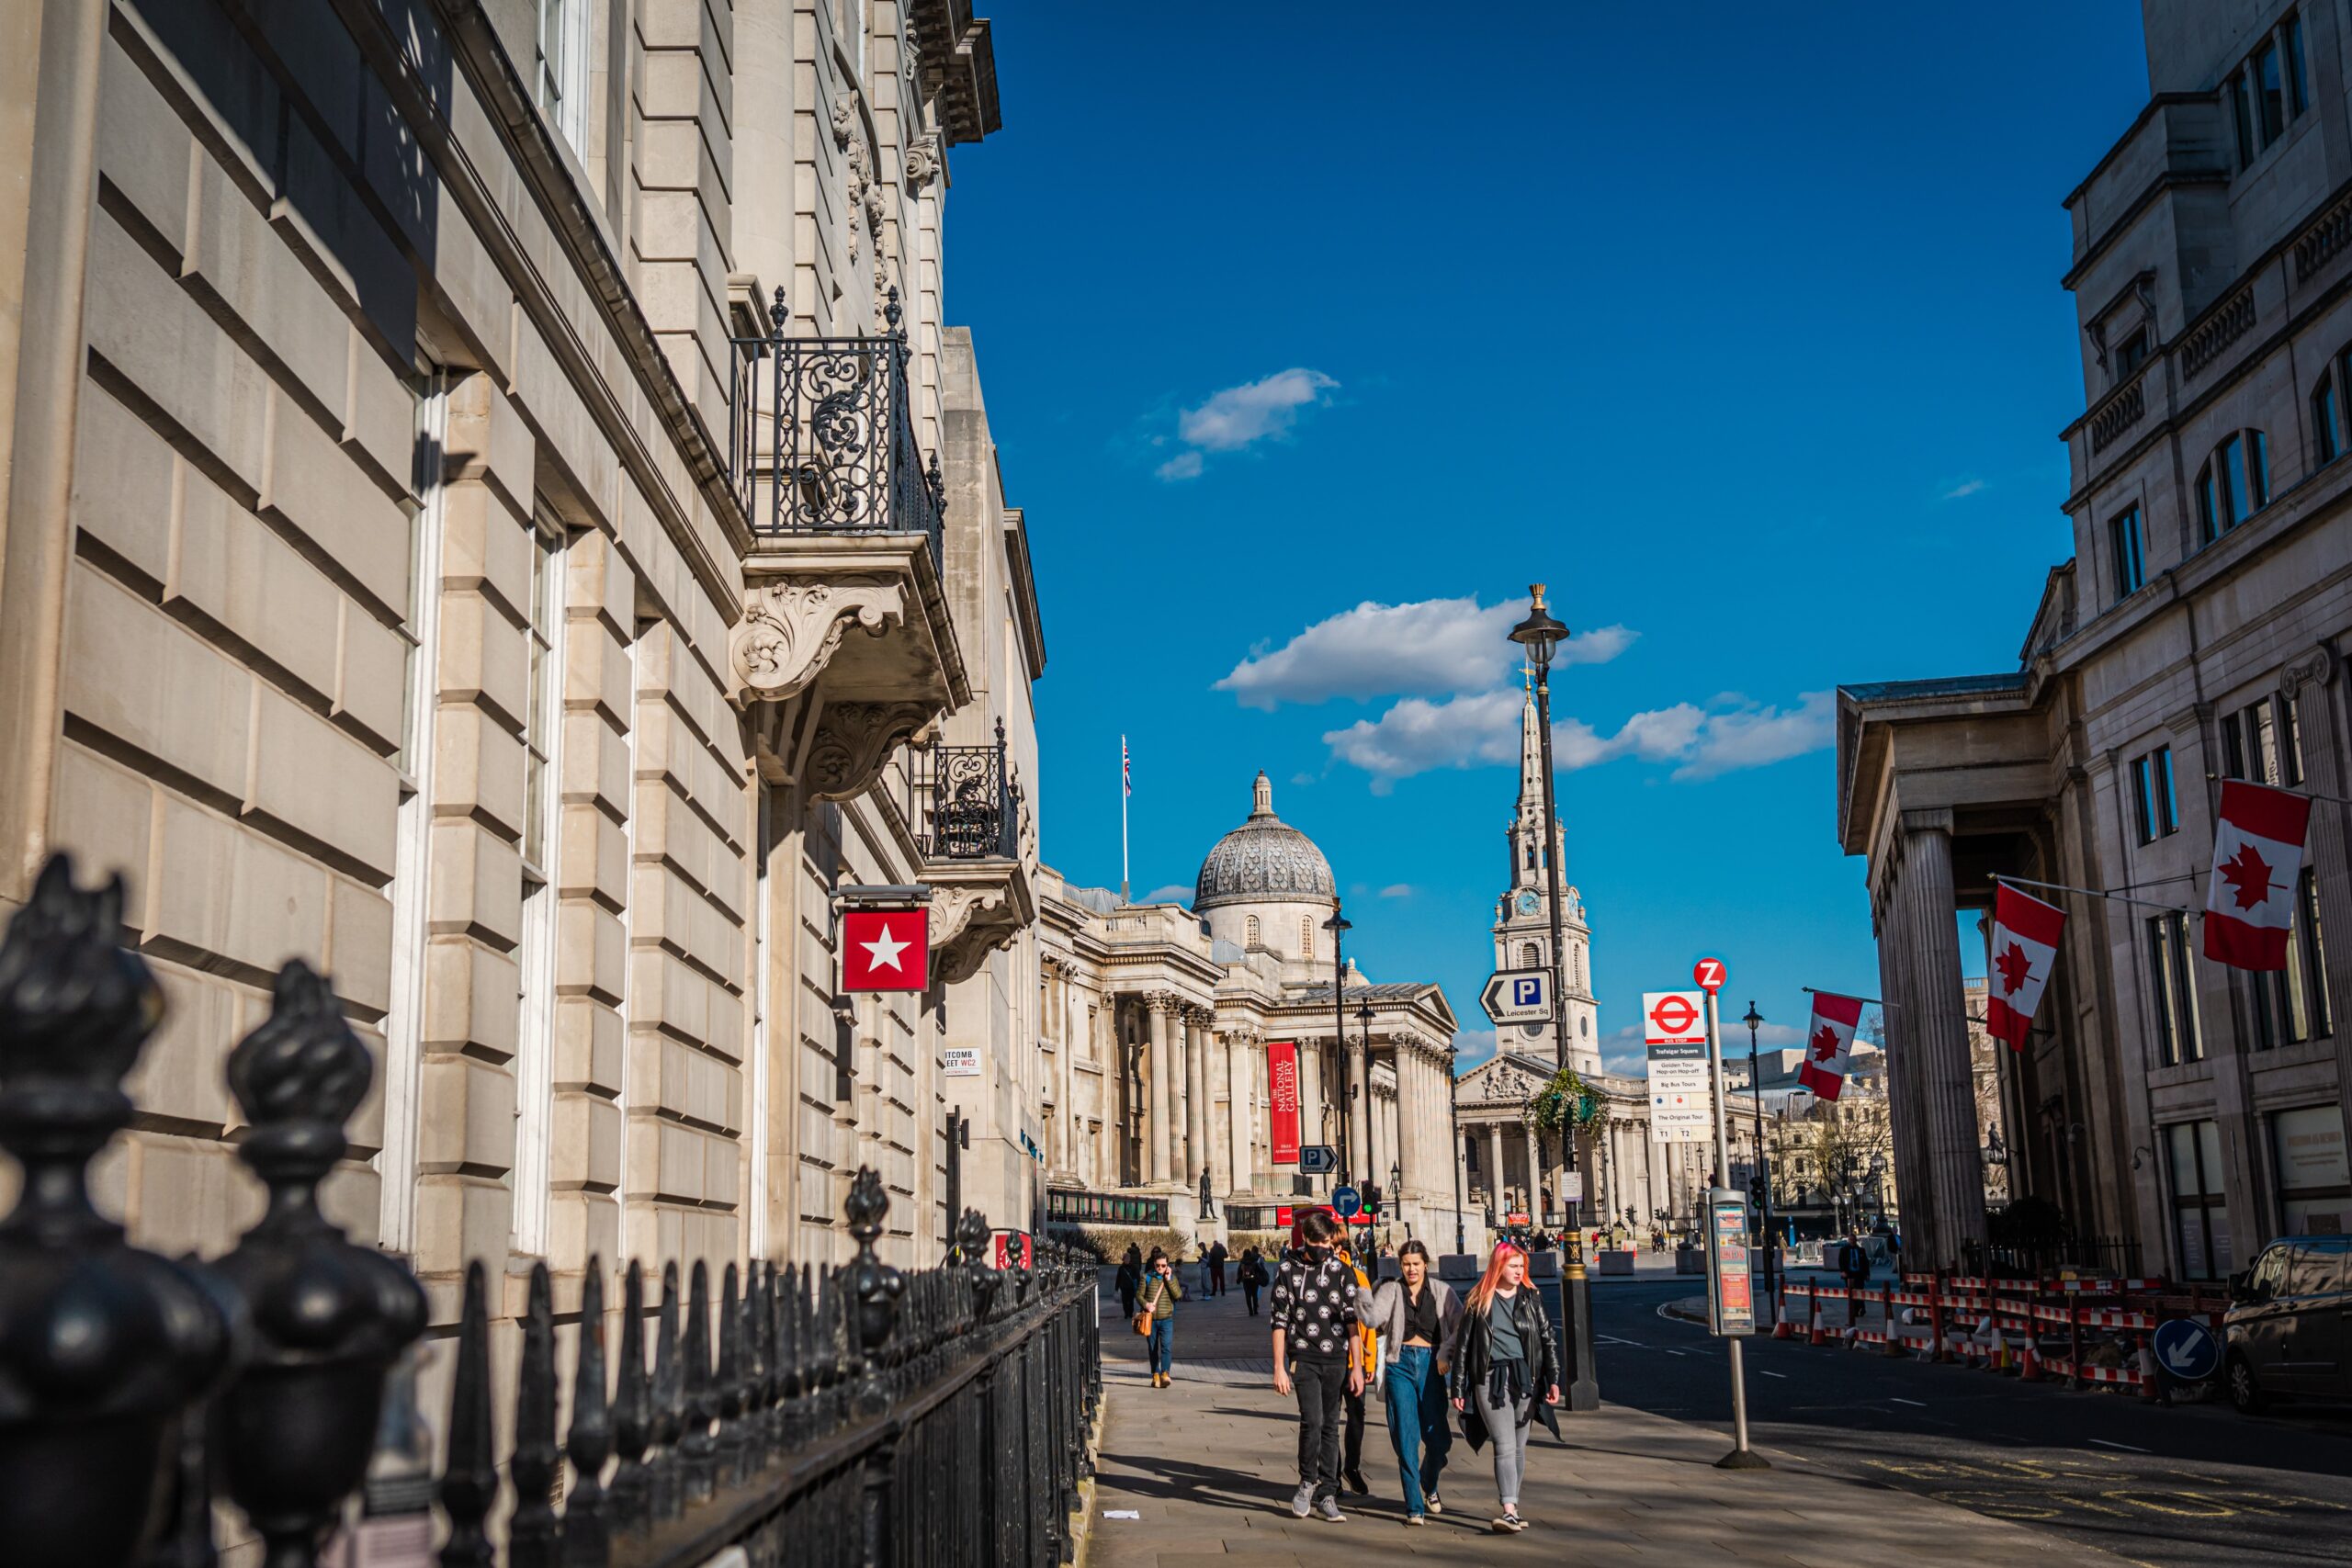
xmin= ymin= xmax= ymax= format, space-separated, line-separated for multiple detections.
xmin=1148 ymin=1318 xmax=1175 ymax=1376
xmin=1384 ymin=1346 xmax=1451 ymax=1515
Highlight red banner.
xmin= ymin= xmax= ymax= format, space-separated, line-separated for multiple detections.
xmin=1268 ymin=1040 xmax=1301 ymax=1165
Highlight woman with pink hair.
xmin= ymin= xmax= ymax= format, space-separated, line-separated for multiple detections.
xmin=1446 ymin=1242 xmax=1560 ymax=1532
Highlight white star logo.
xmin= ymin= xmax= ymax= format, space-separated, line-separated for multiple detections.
xmin=861 ymin=921 xmax=911 ymax=973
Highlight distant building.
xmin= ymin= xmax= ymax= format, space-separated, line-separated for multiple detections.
xmin=1838 ymin=0 xmax=2349 ymax=1277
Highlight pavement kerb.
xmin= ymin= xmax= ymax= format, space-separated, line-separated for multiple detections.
xmin=1070 ymin=1382 xmax=1106 ymax=1568
xmin=1664 ymin=1294 xmax=1708 ymax=1325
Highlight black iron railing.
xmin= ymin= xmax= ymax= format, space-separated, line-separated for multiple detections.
xmin=906 ymin=718 xmax=1023 ymax=862
xmin=1045 ymin=1190 xmax=1169 ymax=1227
xmin=1961 ymin=1235 xmax=2145 ymax=1280
xmin=729 ymin=287 xmax=945 ymax=565
xmin=0 ymin=855 xmax=1099 ymax=1568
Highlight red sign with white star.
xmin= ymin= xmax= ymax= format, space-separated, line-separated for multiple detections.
xmin=842 ymin=908 xmax=929 ymax=992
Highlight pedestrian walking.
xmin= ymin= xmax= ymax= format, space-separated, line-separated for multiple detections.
xmin=1838 ymin=1231 xmax=1869 ymax=1325
xmin=1209 ymin=1238 xmax=1229 ymax=1296
xmin=1238 ymin=1247 xmax=1268 ymax=1316
xmin=1448 ymin=1241 xmax=1560 ymax=1534
xmin=1271 ymin=1209 xmax=1363 ymax=1523
xmin=1362 ymin=1239 xmax=1460 ymax=1526
xmin=1115 ymin=1245 xmax=1142 ymax=1321
xmin=1139 ymin=1247 xmax=1182 ymax=1388
xmin=1341 ymin=1247 xmax=1375 ymax=1496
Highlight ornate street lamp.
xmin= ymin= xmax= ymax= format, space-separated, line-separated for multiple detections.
xmin=1742 ymin=1000 xmax=1777 ymax=1302
xmin=1323 ymin=903 xmax=1352 ymax=1190
xmin=1508 ymin=581 xmax=1596 ymax=1413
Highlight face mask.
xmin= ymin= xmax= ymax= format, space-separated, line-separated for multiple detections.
xmin=1305 ymin=1244 xmax=1331 ymax=1261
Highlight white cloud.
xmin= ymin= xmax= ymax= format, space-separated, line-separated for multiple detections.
xmin=1155 ymin=367 xmax=1336 ymax=480
xmin=1141 ymin=884 xmax=1193 ymax=907
xmin=1453 ymin=1030 xmax=1498 ymax=1074
xmin=1377 ymin=884 xmax=1412 ymax=899
xmin=1217 ymin=596 xmax=1635 ymax=709
xmin=1326 ymin=688 xmax=1836 ymax=784
xmin=1941 ymin=478 xmax=1986 ymax=501
xmin=1671 ymin=691 xmax=1836 ymax=780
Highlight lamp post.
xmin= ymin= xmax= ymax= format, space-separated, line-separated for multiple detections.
xmin=1509 ymin=582 xmax=1597 ymax=1413
xmin=1323 ymin=904 xmax=1352 ymax=1192
xmin=1743 ymin=1001 xmax=1776 ymax=1305
xmin=1449 ymin=1061 xmax=1467 ymax=1253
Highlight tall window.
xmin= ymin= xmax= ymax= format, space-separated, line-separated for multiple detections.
xmin=2167 ymin=1120 xmax=2231 ymax=1279
xmin=2198 ymin=431 xmax=2269 ymax=541
xmin=2148 ymin=909 xmax=2201 ymax=1065
xmin=1300 ymin=917 xmax=1315 ymax=962
xmin=535 ymin=0 xmax=589 ymax=152
xmin=1520 ymin=941 xmax=1541 ymax=968
xmin=2229 ymin=12 xmax=2311 ymax=169
xmin=2314 ymin=372 xmax=2342 ymax=466
xmin=2132 ymin=745 xmax=2179 ymax=842
xmin=1245 ymin=915 xmax=1261 ymax=946
xmin=2222 ymin=691 xmax=2306 ymax=787
xmin=2113 ymin=324 xmax=2153 ymax=381
xmin=2245 ymin=868 xmax=2332 ymax=1050
xmin=513 ymin=507 xmax=568 ymax=1255
xmin=2108 ymin=505 xmax=2146 ymax=599
xmin=2271 ymin=1105 xmax=2349 ymax=1235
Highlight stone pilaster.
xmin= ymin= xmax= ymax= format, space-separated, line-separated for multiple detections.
xmin=2285 ymin=649 xmax=2352 ymax=1168
xmin=1184 ymin=1009 xmax=1208 ymax=1185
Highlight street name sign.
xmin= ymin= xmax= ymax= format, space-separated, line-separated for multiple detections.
xmin=943 ymin=1047 xmax=979 ymax=1078
xmin=1298 ymin=1144 xmax=1340 ymax=1176
xmin=1560 ymin=1170 xmax=1582 ymax=1202
xmin=1481 ymin=967 xmax=1555 ymax=1025
xmin=1332 ymin=1185 xmax=1363 ymax=1218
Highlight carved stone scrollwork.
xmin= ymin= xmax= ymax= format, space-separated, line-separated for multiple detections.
xmin=928 ymin=886 xmax=1026 ymax=987
xmin=1144 ymin=990 xmax=1181 ymax=1016
xmin=806 ymin=701 xmax=932 ymax=802
xmin=2285 ymin=643 xmax=2338 ymax=694
xmin=729 ymin=579 xmax=905 ymax=707
xmin=906 ymin=134 xmax=939 ymax=194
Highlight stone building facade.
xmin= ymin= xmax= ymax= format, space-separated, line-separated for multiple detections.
xmin=0 ymin=0 xmax=1049 ymax=1336
xmin=1035 ymin=774 xmax=1468 ymax=1250
xmin=1837 ymin=0 xmax=2350 ymax=1275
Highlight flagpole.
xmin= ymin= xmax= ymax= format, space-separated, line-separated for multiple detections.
xmin=1995 ymin=873 xmax=2188 ymax=914
xmin=1119 ymin=735 xmax=1130 ymax=905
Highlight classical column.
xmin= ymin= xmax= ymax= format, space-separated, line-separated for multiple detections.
xmin=1347 ymin=1032 xmax=1372 ymax=1184
xmin=2283 ymin=650 xmax=2352 ymax=1180
xmin=1147 ymin=995 xmax=1175 ymax=1184
xmin=1299 ymin=1039 xmax=1322 ymax=1169
xmin=1487 ymin=1122 xmax=1507 ymax=1212
xmin=1523 ymin=1122 xmax=1543 ymax=1218
xmin=1889 ymin=812 xmax=1987 ymax=1269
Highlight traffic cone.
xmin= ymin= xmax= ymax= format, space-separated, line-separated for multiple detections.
xmin=1772 ymin=1291 xmax=1795 ymax=1339
xmin=2019 ymin=1337 xmax=2044 ymax=1382
xmin=1808 ymin=1292 xmax=1826 ymax=1348
xmin=1983 ymin=1316 xmax=2005 ymax=1372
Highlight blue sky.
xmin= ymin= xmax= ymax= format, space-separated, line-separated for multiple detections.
xmin=948 ymin=3 xmax=2150 ymax=1075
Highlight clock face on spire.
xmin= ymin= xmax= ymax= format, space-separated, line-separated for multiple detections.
xmin=1515 ymin=889 xmax=1541 ymax=917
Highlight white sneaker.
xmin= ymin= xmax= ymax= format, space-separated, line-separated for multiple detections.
xmin=1315 ymin=1496 xmax=1346 ymax=1523
xmin=1424 ymin=1494 xmax=1443 ymax=1515
xmin=1290 ymin=1483 xmax=1315 ymax=1518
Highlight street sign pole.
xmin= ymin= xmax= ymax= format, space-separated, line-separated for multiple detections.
xmin=1704 ymin=984 xmax=1769 ymax=1471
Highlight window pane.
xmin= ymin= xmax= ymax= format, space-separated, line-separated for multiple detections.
xmin=2301 ymin=866 xmax=2332 ymax=1035
xmin=2249 ymin=430 xmax=2270 ymax=508
xmin=2259 ymin=41 xmax=2285 ymax=142
xmin=2253 ymin=702 xmax=2278 ymax=785
xmin=2152 ymin=916 xmax=2180 ymax=1064
xmin=2316 ymin=378 xmax=2340 ymax=462
xmin=2199 ymin=465 xmax=2220 ymax=541
xmin=2288 ymin=17 xmax=2311 ymax=116
xmin=2282 ymin=692 xmax=2305 ymax=785
xmin=2156 ymin=745 xmax=2178 ymax=832
xmin=2222 ymin=712 xmax=2247 ymax=781
xmin=2222 ymin=435 xmax=2247 ymax=525
xmin=2169 ymin=1122 xmax=2202 ymax=1197
xmin=2134 ymin=756 xmax=2156 ymax=843
xmin=2233 ymin=72 xmax=2256 ymax=164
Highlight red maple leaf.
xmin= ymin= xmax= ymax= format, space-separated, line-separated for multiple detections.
xmin=1994 ymin=941 xmax=2033 ymax=996
xmin=1810 ymin=1025 xmax=1839 ymax=1063
xmin=2219 ymin=842 xmax=2275 ymax=911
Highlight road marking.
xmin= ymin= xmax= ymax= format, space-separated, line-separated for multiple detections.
xmin=1891 ymin=1397 xmax=1927 ymax=1407
xmin=1758 ymin=1369 xmax=1789 ymax=1378
xmin=2087 ymin=1438 xmax=2149 ymax=1454
xmin=1664 ymin=1348 xmax=1688 ymax=1358
xmin=1597 ymin=1334 xmax=1649 ymax=1348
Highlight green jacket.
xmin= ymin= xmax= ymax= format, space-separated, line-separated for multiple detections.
xmin=1140 ymin=1275 xmax=1182 ymax=1320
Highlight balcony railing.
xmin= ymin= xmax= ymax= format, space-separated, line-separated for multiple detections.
xmin=907 ymin=720 xmax=1023 ymax=862
xmin=0 ymin=854 xmax=1098 ymax=1568
xmin=1046 ymin=1189 xmax=1170 ymax=1228
xmin=729 ymin=287 xmax=944 ymax=566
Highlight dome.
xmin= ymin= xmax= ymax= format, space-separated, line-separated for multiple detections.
xmin=1194 ymin=773 xmax=1335 ymax=911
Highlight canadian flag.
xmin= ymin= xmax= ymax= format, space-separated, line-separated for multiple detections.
xmin=1798 ymin=992 xmax=1864 ymax=1102
xmin=1986 ymin=883 xmax=2065 ymax=1051
xmin=2203 ymin=780 xmax=2312 ymax=971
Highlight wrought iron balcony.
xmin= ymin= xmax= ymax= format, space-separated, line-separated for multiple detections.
xmin=729 ymin=287 xmax=944 ymax=565
xmin=907 ymin=720 xmax=1024 ymax=863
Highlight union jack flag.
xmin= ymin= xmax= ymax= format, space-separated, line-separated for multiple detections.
xmin=1122 ymin=736 xmax=1132 ymax=797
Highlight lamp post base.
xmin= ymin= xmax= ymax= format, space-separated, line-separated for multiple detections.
xmin=1714 ymin=1447 xmax=1772 ymax=1471
xmin=1560 ymin=1231 xmax=1600 ymax=1413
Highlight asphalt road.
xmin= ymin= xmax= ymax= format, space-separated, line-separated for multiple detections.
xmin=1590 ymin=1278 xmax=2352 ymax=1567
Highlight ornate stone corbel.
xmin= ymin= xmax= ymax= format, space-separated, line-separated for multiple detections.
xmin=807 ymin=701 xmax=932 ymax=802
xmin=831 ymin=94 xmax=854 ymax=152
xmin=929 ymin=886 xmax=1026 ymax=986
xmin=906 ymin=134 xmax=940 ymax=194
xmin=729 ymin=579 xmax=906 ymax=707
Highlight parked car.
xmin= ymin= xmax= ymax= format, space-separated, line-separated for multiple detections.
xmin=2223 ymin=1235 xmax=2351 ymax=1413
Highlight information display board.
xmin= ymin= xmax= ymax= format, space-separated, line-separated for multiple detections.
xmin=1703 ymin=1188 xmax=1755 ymax=1337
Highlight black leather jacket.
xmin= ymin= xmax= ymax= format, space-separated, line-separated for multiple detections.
xmin=1447 ymin=1287 xmax=1559 ymax=1402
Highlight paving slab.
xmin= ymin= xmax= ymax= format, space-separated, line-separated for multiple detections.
xmin=1080 ymin=1275 xmax=2119 ymax=1566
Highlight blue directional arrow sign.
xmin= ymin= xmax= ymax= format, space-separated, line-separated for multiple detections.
xmin=1331 ymin=1185 xmax=1363 ymax=1219
xmin=2153 ymin=1317 xmax=2220 ymax=1382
